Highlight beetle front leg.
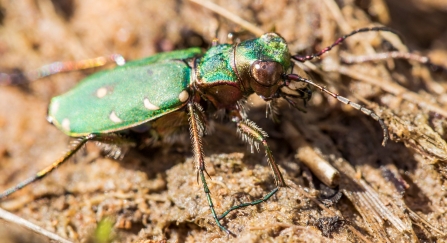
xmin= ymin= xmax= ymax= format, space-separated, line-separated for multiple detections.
xmin=236 ymin=119 xmax=286 ymax=187
xmin=186 ymin=103 xmax=232 ymax=234
xmin=217 ymin=118 xmax=286 ymax=220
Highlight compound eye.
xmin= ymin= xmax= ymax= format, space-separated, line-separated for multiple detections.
xmin=250 ymin=60 xmax=283 ymax=87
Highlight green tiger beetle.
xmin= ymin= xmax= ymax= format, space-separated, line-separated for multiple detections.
xmin=1 ymin=26 xmax=442 ymax=234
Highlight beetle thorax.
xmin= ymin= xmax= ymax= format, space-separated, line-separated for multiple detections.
xmin=193 ymin=33 xmax=291 ymax=109
xmin=194 ymin=43 xmax=244 ymax=109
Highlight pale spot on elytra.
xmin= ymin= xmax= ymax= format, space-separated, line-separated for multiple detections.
xmin=46 ymin=116 xmax=54 ymax=124
xmin=178 ymin=90 xmax=189 ymax=103
xmin=62 ymin=118 xmax=70 ymax=132
xmin=50 ymin=101 xmax=60 ymax=114
xmin=144 ymin=98 xmax=159 ymax=110
xmin=109 ymin=111 xmax=123 ymax=123
xmin=96 ymin=87 xmax=108 ymax=98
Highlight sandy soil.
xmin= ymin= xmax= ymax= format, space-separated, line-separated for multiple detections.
xmin=0 ymin=0 xmax=446 ymax=242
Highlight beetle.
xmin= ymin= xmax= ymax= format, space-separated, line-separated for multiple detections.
xmin=0 ymin=27 xmax=401 ymax=234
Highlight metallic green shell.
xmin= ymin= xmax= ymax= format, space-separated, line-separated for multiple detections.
xmin=47 ymin=48 xmax=202 ymax=136
xmin=233 ymin=33 xmax=291 ymax=95
xmin=47 ymin=34 xmax=291 ymax=137
xmin=193 ymin=33 xmax=291 ymax=108
xmin=236 ymin=33 xmax=291 ymax=69
xmin=195 ymin=44 xmax=237 ymax=84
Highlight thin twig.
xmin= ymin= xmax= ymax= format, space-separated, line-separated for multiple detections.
xmin=188 ymin=0 xmax=265 ymax=36
xmin=299 ymin=58 xmax=447 ymax=118
xmin=0 ymin=207 xmax=73 ymax=243
xmin=407 ymin=207 xmax=446 ymax=236
xmin=337 ymin=65 xmax=447 ymax=117
xmin=341 ymin=51 xmax=429 ymax=64
xmin=323 ymin=0 xmax=351 ymax=34
xmin=282 ymin=120 xmax=340 ymax=188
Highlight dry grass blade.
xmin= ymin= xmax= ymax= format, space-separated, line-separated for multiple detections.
xmin=337 ymin=65 xmax=447 ymax=118
xmin=286 ymin=117 xmax=420 ymax=242
xmin=358 ymin=180 xmax=411 ymax=233
xmin=0 ymin=207 xmax=73 ymax=243
xmin=407 ymin=208 xmax=446 ymax=236
xmin=188 ymin=0 xmax=265 ymax=37
xmin=381 ymin=108 xmax=447 ymax=163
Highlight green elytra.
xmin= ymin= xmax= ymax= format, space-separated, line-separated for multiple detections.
xmin=0 ymin=28 xmax=394 ymax=235
xmin=48 ymin=49 xmax=201 ymax=136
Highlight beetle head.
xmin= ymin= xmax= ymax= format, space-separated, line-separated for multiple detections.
xmin=233 ymin=33 xmax=291 ymax=100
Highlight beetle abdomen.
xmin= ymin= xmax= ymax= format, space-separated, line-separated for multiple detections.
xmin=48 ymin=60 xmax=192 ymax=136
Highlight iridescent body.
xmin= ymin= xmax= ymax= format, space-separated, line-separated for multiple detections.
xmin=1 ymin=29 xmax=395 ymax=234
xmin=44 ymin=34 xmax=295 ymax=234
xmin=48 ymin=49 xmax=202 ymax=136
xmin=48 ymin=34 xmax=292 ymax=139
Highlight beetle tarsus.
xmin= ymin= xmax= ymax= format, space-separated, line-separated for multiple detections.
xmin=188 ymin=102 xmax=235 ymax=233
xmin=217 ymin=187 xmax=279 ymax=220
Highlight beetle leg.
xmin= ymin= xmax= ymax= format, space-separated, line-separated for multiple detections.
xmin=216 ymin=119 xmax=286 ymax=221
xmin=0 ymin=133 xmax=139 ymax=199
xmin=236 ymin=119 xmax=286 ymax=187
xmin=187 ymin=103 xmax=232 ymax=234
xmin=0 ymin=134 xmax=96 ymax=199
xmin=0 ymin=54 xmax=125 ymax=86
xmin=91 ymin=133 xmax=138 ymax=160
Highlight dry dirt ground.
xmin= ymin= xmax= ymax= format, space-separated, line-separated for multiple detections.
xmin=0 ymin=0 xmax=447 ymax=242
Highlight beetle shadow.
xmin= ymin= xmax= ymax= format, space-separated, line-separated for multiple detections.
xmin=291 ymin=105 xmax=436 ymax=216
